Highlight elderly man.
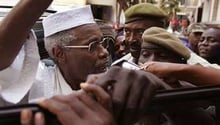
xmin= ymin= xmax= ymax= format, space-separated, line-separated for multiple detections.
xmin=198 ymin=27 xmax=220 ymax=65
xmin=112 ymin=3 xmax=168 ymax=65
xmin=28 ymin=6 xmax=110 ymax=100
xmin=0 ymin=1 xmax=171 ymax=125
xmin=188 ymin=23 xmax=207 ymax=54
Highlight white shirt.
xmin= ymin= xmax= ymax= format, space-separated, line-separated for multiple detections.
xmin=29 ymin=62 xmax=73 ymax=103
xmin=111 ymin=53 xmax=134 ymax=66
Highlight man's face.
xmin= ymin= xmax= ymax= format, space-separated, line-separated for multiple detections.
xmin=124 ymin=20 xmax=163 ymax=60
xmin=188 ymin=32 xmax=203 ymax=53
xmin=60 ymin=24 xmax=109 ymax=86
xmin=181 ymin=19 xmax=189 ymax=28
xmin=198 ymin=28 xmax=220 ymax=61
xmin=114 ymin=35 xmax=127 ymax=58
xmin=138 ymin=42 xmax=185 ymax=64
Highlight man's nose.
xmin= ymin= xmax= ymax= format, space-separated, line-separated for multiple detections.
xmin=200 ymin=38 xmax=209 ymax=46
xmin=97 ymin=46 xmax=109 ymax=59
xmin=126 ymin=32 xmax=139 ymax=44
xmin=119 ymin=45 xmax=125 ymax=52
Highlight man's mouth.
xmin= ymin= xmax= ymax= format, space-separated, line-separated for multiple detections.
xmin=95 ymin=59 xmax=109 ymax=73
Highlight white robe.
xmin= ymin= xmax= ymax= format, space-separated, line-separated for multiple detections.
xmin=29 ymin=62 xmax=73 ymax=103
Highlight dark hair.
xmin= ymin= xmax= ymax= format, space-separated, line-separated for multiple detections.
xmin=115 ymin=28 xmax=124 ymax=39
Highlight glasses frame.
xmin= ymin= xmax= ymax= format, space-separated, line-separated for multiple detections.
xmin=63 ymin=37 xmax=109 ymax=52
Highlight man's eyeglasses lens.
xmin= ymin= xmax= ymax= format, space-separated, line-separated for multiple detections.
xmin=63 ymin=38 xmax=109 ymax=52
xmin=89 ymin=38 xmax=109 ymax=52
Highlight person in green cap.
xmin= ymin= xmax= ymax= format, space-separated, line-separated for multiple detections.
xmin=137 ymin=27 xmax=216 ymax=125
xmin=112 ymin=3 xmax=168 ymax=65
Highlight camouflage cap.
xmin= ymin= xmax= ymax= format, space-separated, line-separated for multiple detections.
xmin=125 ymin=3 xmax=168 ymax=24
xmin=187 ymin=23 xmax=208 ymax=33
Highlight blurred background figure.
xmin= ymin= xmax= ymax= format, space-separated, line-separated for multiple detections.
xmin=187 ymin=23 xmax=208 ymax=54
xmin=113 ymin=28 xmax=128 ymax=61
xmin=170 ymin=18 xmax=180 ymax=35
xmin=180 ymin=17 xmax=190 ymax=37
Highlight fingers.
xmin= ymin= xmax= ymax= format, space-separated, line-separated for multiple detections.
xmin=86 ymin=73 xmax=103 ymax=84
xmin=46 ymin=93 xmax=89 ymax=118
xmin=80 ymin=83 xmax=112 ymax=111
xmin=76 ymin=92 xmax=115 ymax=125
xmin=126 ymin=73 xmax=146 ymax=110
xmin=93 ymin=67 xmax=121 ymax=89
xmin=140 ymin=61 xmax=155 ymax=71
xmin=21 ymin=109 xmax=33 ymax=125
xmin=38 ymin=96 xmax=80 ymax=125
xmin=34 ymin=112 xmax=45 ymax=125
xmin=21 ymin=108 xmax=46 ymax=125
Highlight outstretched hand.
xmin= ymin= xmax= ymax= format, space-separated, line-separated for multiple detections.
xmin=86 ymin=66 xmax=171 ymax=125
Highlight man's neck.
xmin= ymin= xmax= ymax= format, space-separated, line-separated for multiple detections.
xmin=57 ymin=66 xmax=81 ymax=90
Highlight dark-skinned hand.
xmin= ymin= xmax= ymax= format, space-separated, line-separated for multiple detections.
xmin=86 ymin=66 xmax=171 ymax=125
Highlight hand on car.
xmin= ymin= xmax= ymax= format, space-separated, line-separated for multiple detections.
xmin=21 ymin=85 xmax=115 ymax=125
xmin=86 ymin=66 xmax=171 ymax=125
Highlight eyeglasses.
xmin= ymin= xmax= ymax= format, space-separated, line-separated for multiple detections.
xmin=63 ymin=38 xmax=109 ymax=52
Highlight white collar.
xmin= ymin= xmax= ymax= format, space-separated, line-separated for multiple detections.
xmin=54 ymin=66 xmax=73 ymax=95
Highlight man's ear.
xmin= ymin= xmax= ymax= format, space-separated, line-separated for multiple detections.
xmin=52 ymin=47 xmax=66 ymax=63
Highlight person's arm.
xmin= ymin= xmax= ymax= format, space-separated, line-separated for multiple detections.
xmin=141 ymin=62 xmax=220 ymax=85
xmin=0 ymin=0 xmax=52 ymax=70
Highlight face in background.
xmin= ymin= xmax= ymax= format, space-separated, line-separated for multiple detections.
xmin=198 ymin=28 xmax=220 ymax=63
xmin=124 ymin=20 xmax=163 ymax=61
xmin=55 ymin=24 xmax=109 ymax=89
xmin=114 ymin=35 xmax=127 ymax=59
xmin=181 ymin=19 xmax=189 ymax=28
xmin=138 ymin=42 xmax=185 ymax=64
xmin=188 ymin=31 xmax=203 ymax=54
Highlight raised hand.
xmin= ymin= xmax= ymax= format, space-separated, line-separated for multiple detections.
xmin=86 ymin=66 xmax=171 ymax=125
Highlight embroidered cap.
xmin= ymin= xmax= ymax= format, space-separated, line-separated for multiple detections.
xmin=43 ymin=5 xmax=95 ymax=37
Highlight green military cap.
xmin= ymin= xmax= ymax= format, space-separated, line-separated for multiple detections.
xmin=142 ymin=27 xmax=191 ymax=60
xmin=125 ymin=3 xmax=168 ymax=24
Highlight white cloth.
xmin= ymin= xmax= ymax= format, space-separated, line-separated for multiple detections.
xmin=0 ymin=33 xmax=73 ymax=104
xmin=111 ymin=53 xmax=134 ymax=66
xmin=187 ymin=52 xmax=220 ymax=69
xmin=29 ymin=62 xmax=73 ymax=103
xmin=0 ymin=30 xmax=40 ymax=104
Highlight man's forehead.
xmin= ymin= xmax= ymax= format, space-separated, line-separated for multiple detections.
xmin=68 ymin=25 xmax=103 ymax=45
xmin=202 ymin=28 xmax=220 ymax=37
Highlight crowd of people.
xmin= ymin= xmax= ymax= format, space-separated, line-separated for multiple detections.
xmin=0 ymin=0 xmax=220 ymax=125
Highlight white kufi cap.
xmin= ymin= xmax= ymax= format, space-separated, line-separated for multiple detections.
xmin=43 ymin=5 xmax=95 ymax=37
